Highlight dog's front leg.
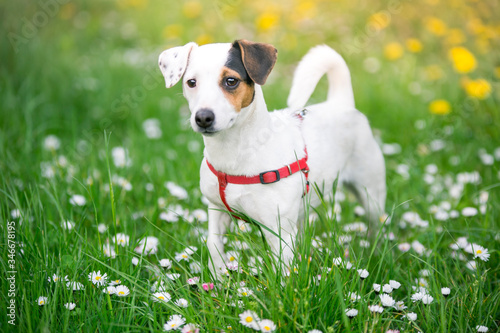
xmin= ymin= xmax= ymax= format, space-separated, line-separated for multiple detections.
xmin=261 ymin=217 xmax=298 ymax=275
xmin=206 ymin=203 xmax=231 ymax=278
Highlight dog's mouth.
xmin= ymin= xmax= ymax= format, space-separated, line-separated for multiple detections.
xmin=196 ymin=128 xmax=219 ymax=136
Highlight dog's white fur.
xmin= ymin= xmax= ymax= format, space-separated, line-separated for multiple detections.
xmin=159 ymin=41 xmax=386 ymax=276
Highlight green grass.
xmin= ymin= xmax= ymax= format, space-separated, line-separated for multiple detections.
xmin=1 ymin=0 xmax=500 ymax=332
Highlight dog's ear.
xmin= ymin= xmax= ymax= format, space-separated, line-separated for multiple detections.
xmin=234 ymin=40 xmax=277 ymax=86
xmin=158 ymin=42 xmax=197 ymax=88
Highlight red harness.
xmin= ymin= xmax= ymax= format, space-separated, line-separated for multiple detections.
xmin=206 ymin=149 xmax=310 ymax=219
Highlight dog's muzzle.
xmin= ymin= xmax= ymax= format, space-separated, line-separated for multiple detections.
xmin=195 ymin=108 xmax=215 ymax=130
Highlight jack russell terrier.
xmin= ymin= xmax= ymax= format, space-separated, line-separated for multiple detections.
xmin=158 ymin=40 xmax=386 ymax=276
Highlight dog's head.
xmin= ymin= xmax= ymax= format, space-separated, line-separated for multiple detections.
xmin=159 ymin=40 xmax=277 ymax=135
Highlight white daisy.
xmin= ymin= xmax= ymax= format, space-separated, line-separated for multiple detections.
xmin=389 ymin=280 xmax=401 ymax=289
xmin=134 ymin=236 xmax=159 ymax=255
xmin=111 ymin=147 xmax=131 ymax=168
xmin=113 ymin=233 xmax=130 ymax=247
xmin=97 ymin=223 xmax=108 ymax=233
xmin=103 ymin=286 xmax=116 ymax=295
xmin=48 ymin=274 xmax=68 ymax=283
xmin=43 ymin=135 xmax=61 ymax=150
xmin=69 ymin=194 xmax=86 ymax=206
xmin=62 ymin=220 xmax=75 ymax=231
xmin=345 ymin=308 xmax=358 ymax=317
xmin=461 ymin=207 xmax=478 ymax=217
xmin=382 ymin=284 xmax=393 ymax=293
xmin=259 ymin=319 xmax=277 ymax=332
xmin=37 ymin=296 xmax=48 ymax=306
xmin=164 ymin=314 xmax=186 ymax=331
xmin=180 ymin=324 xmax=199 ymax=333
xmin=347 ymin=292 xmax=361 ymax=302
xmin=153 ymin=292 xmax=171 ymax=303
xmin=175 ymin=251 xmax=191 ymax=262
xmin=398 ymin=242 xmax=411 ymax=252
xmin=379 ymin=294 xmax=395 ymax=307
xmin=441 ymin=287 xmax=451 ymax=296
xmin=115 ymin=285 xmax=130 ymax=297
xmin=89 ymin=271 xmax=108 ymax=286
xmin=393 ymin=301 xmax=407 ymax=311
xmin=466 ymin=260 xmax=477 ymax=271
xmin=466 ymin=244 xmax=490 ymax=262
xmin=175 ymin=298 xmax=189 ymax=308
xmin=66 ymin=281 xmax=84 ymax=291
xmin=368 ymin=304 xmax=384 ymax=313
xmin=239 ymin=310 xmax=260 ymax=330
xmin=159 ymin=259 xmax=172 ymax=269
xmin=373 ymin=284 xmax=381 ymax=293
xmin=109 ymin=279 xmax=121 ymax=286
xmin=64 ymin=302 xmax=76 ymax=310
xmin=237 ymin=287 xmax=254 ymax=297
xmin=357 ymin=269 xmax=369 ymax=279
xmin=476 ymin=325 xmax=488 ymax=332
xmin=405 ymin=312 xmax=417 ymax=321
xmin=411 ymin=292 xmax=425 ymax=302
xmin=165 ymin=181 xmax=189 ymax=200
xmin=421 ymin=294 xmax=434 ymax=304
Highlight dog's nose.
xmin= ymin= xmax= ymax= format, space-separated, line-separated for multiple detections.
xmin=195 ymin=109 xmax=215 ymax=128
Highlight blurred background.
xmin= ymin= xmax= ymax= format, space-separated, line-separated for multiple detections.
xmin=0 ymin=0 xmax=499 ymax=198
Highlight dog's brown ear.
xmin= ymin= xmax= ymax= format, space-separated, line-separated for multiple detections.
xmin=234 ymin=40 xmax=277 ymax=86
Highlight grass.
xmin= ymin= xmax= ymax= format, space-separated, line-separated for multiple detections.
xmin=1 ymin=0 xmax=500 ymax=332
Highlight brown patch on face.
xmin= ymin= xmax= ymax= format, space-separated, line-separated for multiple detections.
xmin=219 ymin=67 xmax=255 ymax=112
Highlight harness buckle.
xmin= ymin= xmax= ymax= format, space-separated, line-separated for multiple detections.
xmin=259 ymin=170 xmax=281 ymax=184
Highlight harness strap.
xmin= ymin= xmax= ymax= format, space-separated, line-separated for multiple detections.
xmin=206 ymin=149 xmax=309 ymax=219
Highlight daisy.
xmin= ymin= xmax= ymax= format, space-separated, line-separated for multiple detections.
xmin=239 ymin=310 xmax=260 ymax=330
xmin=189 ymin=261 xmax=202 ymax=274
xmin=69 ymin=194 xmax=86 ymax=206
xmin=48 ymin=274 xmax=67 ymax=283
xmin=393 ymin=301 xmax=407 ymax=311
xmin=115 ymin=285 xmax=130 ymax=297
xmin=421 ymin=294 xmax=434 ymax=304
xmin=187 ymin=277 xmax=200 ymax=285
xmin=64 ymin=302 xmax=76 ymax=310
xmin=62 ymin=220 xmax=75 ymax=231
xmin=181 ymin=324 xmax=200 ymax=333
xmin=373 ymin=284 xmax=381 ymax=293
xmin=89 ymin=271 xmax=108 ymax=286
xmin=441 ymin=287 xmax=451 ymax=297
xmin=153 ymin=292 xmax=171 ymax=303
xmin=202 ymin=282 xmax=214 ymax=291
xmin=476 ymin=326 xmax=488 ymax=332
xmin=37 ymin=296 xmax=48 ymax=306
xmin=164 ymin=314 xmax=186 ymax=331
xmin=259 ymin=319 xmax=277 ymax=332
xmin=237 ymin=287 xmax=254 ymax=297
xmin=308 ymin=330 xmax=323 ymax=333
xmin=43 ymin=135 xmax=61 ymax=150
xmin=66 ymin=281 xmax=84 ymax=291
xmin=167 ymin=273 xmax=181 ymax=280
xmin=165 ymin=181 xmax=189 ymax=200
xmin=347 ymin=292 xmax=361 ymax=302
xmin=175 ymin=251 xmax=191 ymax=262
xmin=113 ymin=233 xmax=130 ymax=247
xmin=405 ymin=312 xmax=417 ymax=321
xmin=103 ymin=286 xmax=116 ymax=295
xmin=175 ymin=298 xmax=189 ymax=308
xmin=466 ymin=244 xmax=490 ymax=262
xmin=109 ymin=279 xmax=121 ymax=286
xmin=411 ymin=292 xmax=425 ymax=302
xmin=103 ymin=244 xmax=116 ymax=258
xmin=357 ymin=269 xmax=369 ymax=279
xmin=190 ymin=209 xmax=208 ymax=222
xmin=131 ymin=257 xmax=140 ymax=266
xmin=389 ymin=280 xmax=401 ymax=289
xmin=397 ymin=242 xmax=411 ymax=252
xmin=382 ymin=284 xmax=393 ymax=293
xmin=159 ymin=259 xmax=173 ymax=269
xmin=345 ymin=308 xmax=358 ymax=317
xmin=368 ymin=304 xmax=384 ymax=313
xmin=379 ymin=294 xmax=395 ymax=307
xmin=466 ymin=260 xmax=477 ymax=271
xmin=135 ymin=236 xmax=159 ymax=255
xmin=461 ymin=207 xmax=478 ymax=217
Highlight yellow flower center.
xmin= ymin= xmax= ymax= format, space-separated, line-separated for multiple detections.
xmin=242 ymin=292 xmax=247 ymax=296
xmin=264 ymin=326 xmax=270 ymax=331
xmin=229 ymin=256 xmax=235 ymax=261
xmin=95 ymin=276 xmax=101 ymax=281
xmin=182 ymin=254 xmax=188 ymax=258
xmin=40 ymin=301 xmax=45 ymax=305
xmin=245 ymin=316 xmax=253 ymax=323
xmin=476 ymin=250 xmax=482 ymax=254
xmin=119 ymin=291 xmax=124 ymax=295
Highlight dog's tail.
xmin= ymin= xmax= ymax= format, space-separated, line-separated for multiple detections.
xmin=287 ymin=45 xmax=355 ymax=111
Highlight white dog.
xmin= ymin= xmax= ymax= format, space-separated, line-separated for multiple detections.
xmin=159 ymin=40 xmax=386 ymax=276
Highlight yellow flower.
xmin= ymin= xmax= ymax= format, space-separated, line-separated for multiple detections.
xmin=463 ymin=78 xmax=492 ymax=99
xmin=162 ymin=24 xmax=183 ymax=40
xmin=424 ymin=65 xmax=444 ymax=81
xmin=406 ymin=38 xmax=423 ymax=53
xmin=448 ymin=47 xmax=477 ymax=74
xmin=425 ymin=17 xmax=448 ymax=36
xmin=256 ymin=11 xmax=280 ymax=32
xmin=196 ymin=33 xmax=213 ymax=46
xmin=384 ymin=42 xmax=404 ymax=60
xmin=446 ymin=29 xmax=466 ymax=45
xmin=367 ymin=11 xmax=391 ymax=31
xmin=495 ymin=67 xmax=500 ymax=79
xmin=429 ymin=99 xmax=451 ymax=115
xmin=182 ymin=0 xmax=202 ymax=19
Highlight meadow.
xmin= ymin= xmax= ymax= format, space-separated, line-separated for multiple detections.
xmin=0 ymin=0 xmax=499 ymax=332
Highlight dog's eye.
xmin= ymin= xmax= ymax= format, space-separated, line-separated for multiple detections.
xmin=225 ymin=77 xmax=239 ymax=88
xmin=186 ymin=79 xmax=197 ymax=88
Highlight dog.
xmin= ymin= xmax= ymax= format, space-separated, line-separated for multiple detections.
xmin=158 ymin=40 xmax=386 ymax=276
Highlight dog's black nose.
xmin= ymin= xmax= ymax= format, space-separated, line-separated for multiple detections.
xmin=195 ymin=109 xmax=215 ymax=128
